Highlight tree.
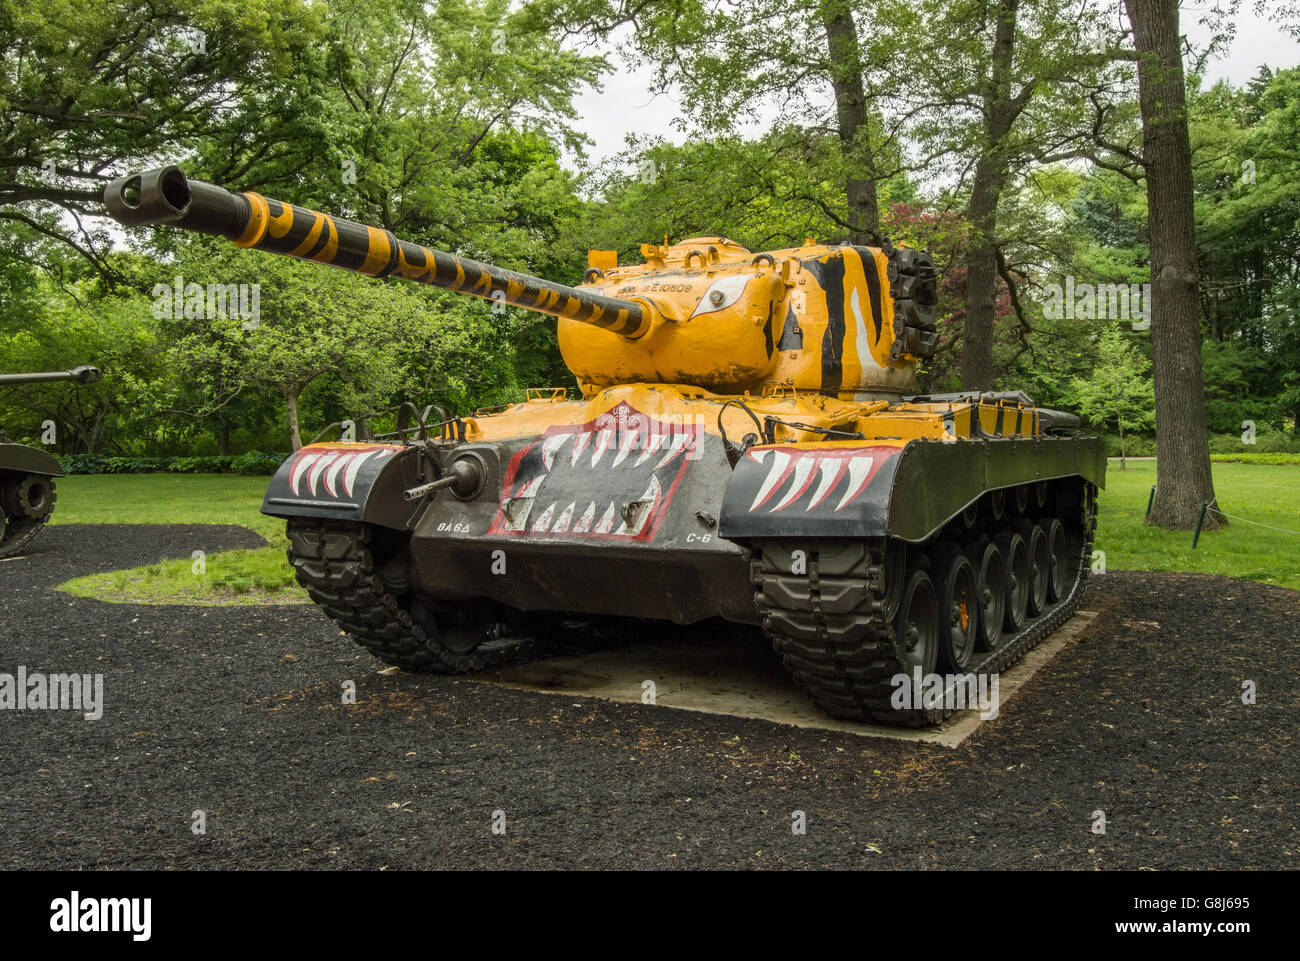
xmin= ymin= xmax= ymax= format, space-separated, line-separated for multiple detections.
xmin=1122 ymin=0 xmax=1219 ymax=529
xmin=0 ymin=0 xmax=331 ymax=278
xmin=1071 ymin=327 xmax=1155 ymax=470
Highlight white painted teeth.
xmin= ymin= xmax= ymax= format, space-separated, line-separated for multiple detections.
xmin=570 ymin=430 xmax=592 ymax=465
xmin=552 ymin=502 xmax=576 ymax=533
xmin=290 ymin=452 xmax=322 ymax=496
xmin=531 ymin=501 xmax=557 ymax=532
xmin=593 ymin=503 xmax=616 ymax=534
xmin=611 ymin=431 xmax=639 ymax=468
xmin=835 ymin=456 xmax=875 ymax=511
xmin=573 ymin=502 xmax=596 ymax=533
xmin=654 ymin=433 xmax=691 ymax=470
xmin=748 ymin=449 xmax=791 ymax=511
xmin=590 ymin=428 xmax=615 ymax=467
xmin=771 ymin=456 xmax=815 ymax=512
xmin=542 ymin=433 xmax=570 ymax=470
xmin=633 ymin=433 xmax=667 ymax=467
xmin=500 ymin=420 xmax=700 ymax=537
xmin=744 ymin=449 xmax=879 ymax=514
xmin=342 ymin=450 xmax=380 ymax=497
xmin=290 ymin=448 xmax=393 ymax=498
xmin=806 ymin=458 xmax=845 ymax=511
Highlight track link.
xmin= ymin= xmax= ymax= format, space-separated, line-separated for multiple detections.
xmin=286 ymin=519 xmax=536 ymax=673
xmin=754 ymin=483 xmax=1098 ymax=727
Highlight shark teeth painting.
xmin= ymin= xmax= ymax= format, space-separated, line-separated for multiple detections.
xmin=490 ymin=401 xmax=701 ymax=540
xmin=743 ymin=446 xmax=894 ymax=513
xmin=286 ymin=445 xmax=398 ymax=499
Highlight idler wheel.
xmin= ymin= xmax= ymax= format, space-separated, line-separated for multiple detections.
xmin=994 ymin=530 xmax=1029 ymax=631
xmin=895 ymin=569 xmax=939 ymax=678
xmin=936 ymin=549 xmax=978 ymax=672
xmin=4 ymin=474 xmax=55 ymax=521
xmin=971 ymin=539 xmax=1006 ymax=652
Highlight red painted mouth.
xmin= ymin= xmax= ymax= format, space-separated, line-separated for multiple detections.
xmin=489 ymin=401 xmax=703 ymax=539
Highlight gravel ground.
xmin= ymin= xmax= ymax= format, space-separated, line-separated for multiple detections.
xmin=1 ymin=524 xmax=1296 ymax=870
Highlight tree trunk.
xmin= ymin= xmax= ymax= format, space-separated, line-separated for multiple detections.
xmin=285 ymin=389 xmax=303 ymax=451
xmin=1124 ymin=0 xmax=1220 ymax=529
xmin=1118 ymin=416 xmax=1126 ymax=471
xmin=217 ymin=420 xmax=231 ymax=457
xmin=820 ymin=0 xmax=880 ymax=244
xmin=961 ymin=0 xmax=1021 ymax=391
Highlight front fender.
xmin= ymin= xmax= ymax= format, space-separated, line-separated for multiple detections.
xmin=719 ymin=436 xmax=1107 ymax=542
xmin=0 ymin=443 xmax=64 ymax=478
xmin=260 ymin=442 xmax=424 ymax=529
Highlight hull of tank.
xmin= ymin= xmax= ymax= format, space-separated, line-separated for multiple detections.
xmin=261 ymin=382 xmax=1107 ymax=728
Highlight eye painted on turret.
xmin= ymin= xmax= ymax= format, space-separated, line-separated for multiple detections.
xmin=689 ymin=274 xmax=751 ymax=318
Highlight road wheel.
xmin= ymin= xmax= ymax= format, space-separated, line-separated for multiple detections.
xmin=895 ymin=569 xmax=939 ymax=678
xmin=994 ymin=530 xmax=1029 ymax=631
xmin=972 ymin=540 xmax=1006 ymax=651
xmin=1046 ymin=518 xmax=1069 ymax=602
xmin=1025 ymin=523 xmax=1050 ymax=616
xmin=936 ymin=549 xmax=978 ymax=671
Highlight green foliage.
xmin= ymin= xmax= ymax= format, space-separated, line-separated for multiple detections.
xmin=1069 ymin=327 xmax=1155 ymax=452
xmin=59 ymin=452 xmax=289 ymax=475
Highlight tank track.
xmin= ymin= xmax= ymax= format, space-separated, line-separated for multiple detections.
xmin=0 ymin=476 xmax=56 ymax=559
xmin=754 ymin=483 xmax=1098 ymax=727
xmin=0 ymin=517 xmax=49 ymax=559
xmin=285 ymin=519 xmax=536 ymax=673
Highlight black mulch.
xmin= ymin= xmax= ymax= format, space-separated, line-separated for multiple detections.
xmin=1 ymin=524 xmax=1296 ymax=869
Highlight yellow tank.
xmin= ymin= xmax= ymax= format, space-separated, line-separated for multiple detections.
xmin=104 ymin=166 xmax=1105 ymax=727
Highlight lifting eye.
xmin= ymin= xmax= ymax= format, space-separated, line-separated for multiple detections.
xmin=690 ymin=275 xmax=750 ymax=317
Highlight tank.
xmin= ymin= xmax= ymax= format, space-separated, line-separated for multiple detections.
xmin=104 ymin=166 xmax=1105 ymax=726
xmin=0 ymin=366 xmax=102 ymax=557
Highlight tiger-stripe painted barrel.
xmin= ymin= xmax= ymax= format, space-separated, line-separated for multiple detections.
xmin=103 ymin=166 xmax=648 ymax=338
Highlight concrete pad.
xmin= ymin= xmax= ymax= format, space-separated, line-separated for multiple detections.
xmin=473 ymin=610 xmax=1100 ymax=747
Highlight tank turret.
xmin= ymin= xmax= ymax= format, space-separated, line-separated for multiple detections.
xmin=103 ymin=167 xmax=938 ymax=397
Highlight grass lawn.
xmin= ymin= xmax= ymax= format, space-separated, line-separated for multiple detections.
xmin=53 ymin=474 xmax=305 ymax=606
xmin=48 ymin=461 xmax=1300 ymax=605
xmin=1095 ymin=460 xmax=1300 ymax=590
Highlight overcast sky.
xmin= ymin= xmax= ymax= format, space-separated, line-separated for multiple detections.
xmin=564 ymin=3 xmax=1300 ymax=171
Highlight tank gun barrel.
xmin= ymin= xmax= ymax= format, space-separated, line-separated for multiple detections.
xmin=103 ymin=166 xmax=649 ymax=338
xmin=0 ymin=366 xmax=101 ymax=386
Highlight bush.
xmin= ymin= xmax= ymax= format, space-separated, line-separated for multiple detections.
xmin=1210 ymin=452 xmax=1300 ymax=465
xmin=230 ymin=451 xmax=288 ymax=475
xmin=58 ymin=451 xmax=289 ymax=475
xmin=1101 ymin=431 xmax=1300 ymax=458
xmin=1208 ymin=429 xmax=1300 ymax=454
xmin=1101 ymin=433 xmax=1157 ymax=458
